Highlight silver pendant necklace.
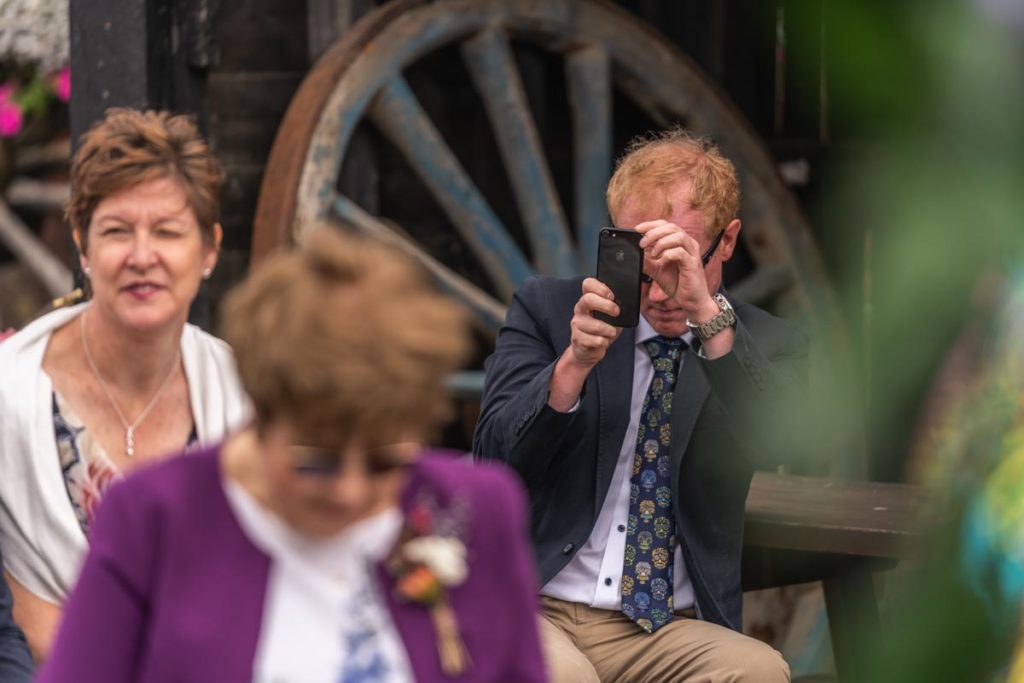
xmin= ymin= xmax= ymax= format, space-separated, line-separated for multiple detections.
xmin=79 ymin=311 xmax=181 ymax=458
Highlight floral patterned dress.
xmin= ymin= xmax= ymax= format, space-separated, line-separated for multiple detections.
xmin=53 ymin=391 xmax=197 ymax=535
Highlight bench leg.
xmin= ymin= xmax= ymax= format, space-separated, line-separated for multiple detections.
xmin=823 ymin=573 xmax=879 ymax=682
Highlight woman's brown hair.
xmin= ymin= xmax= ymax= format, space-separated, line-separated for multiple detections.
xmin=67 ymin=108 xmax=223 ymax=252
xmin=221 ymin=225 xmax=471 ymax=442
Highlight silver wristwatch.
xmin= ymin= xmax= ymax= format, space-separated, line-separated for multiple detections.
xmin=686 ymin=293 xmax=736 ymax=341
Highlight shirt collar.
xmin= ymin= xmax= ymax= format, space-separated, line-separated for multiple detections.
xmin=636 ymin=315 xmax=694 ymax=347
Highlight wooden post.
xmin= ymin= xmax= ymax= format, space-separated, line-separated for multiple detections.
xmin=69 ymin=0 xmax=217 ymax=143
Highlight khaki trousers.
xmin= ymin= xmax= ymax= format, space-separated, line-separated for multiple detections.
xmin=539 ymin=596 xmax=790 ymax=683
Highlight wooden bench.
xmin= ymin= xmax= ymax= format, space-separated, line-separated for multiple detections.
xmin=743 ymin=472 xmax=924 ymax=682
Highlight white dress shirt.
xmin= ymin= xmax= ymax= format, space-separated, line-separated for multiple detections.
xmin=541 ymin=317 xmax=695 ymax=612
xmin=224 ymin=482 xmax=413 ymax=683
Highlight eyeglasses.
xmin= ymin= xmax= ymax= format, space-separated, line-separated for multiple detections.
xmin=641 ymin=229 xmax=725 ymax=284
xmin=290 ymin=445 xmax=411 ymax=478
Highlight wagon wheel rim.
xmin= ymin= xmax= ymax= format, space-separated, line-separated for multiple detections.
xmin=252 ymin=0 xmax=840 ymax=338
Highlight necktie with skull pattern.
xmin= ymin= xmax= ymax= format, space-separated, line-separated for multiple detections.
xmin=620 ymin=335 xmax=684 ymax=633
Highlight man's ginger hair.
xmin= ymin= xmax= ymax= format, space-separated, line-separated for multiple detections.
xmin=606 ymin=127 xmax=740 ymax=238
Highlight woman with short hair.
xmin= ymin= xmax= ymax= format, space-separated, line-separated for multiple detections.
xmin=0 ymin=108 xmax=250 ymax=660
xmin=40 ymin=226 xmax=547 ymax=682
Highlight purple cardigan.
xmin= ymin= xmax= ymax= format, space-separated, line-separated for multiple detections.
xmin=39 ymin=447 xmax=547 ymax=682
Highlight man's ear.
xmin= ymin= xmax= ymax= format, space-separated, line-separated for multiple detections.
xmin=718 ymin=219 xmax=742 ymax=262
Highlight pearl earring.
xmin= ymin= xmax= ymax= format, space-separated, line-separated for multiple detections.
xmin=83 ymin=266 xmax=91 ymax=277
xmin=202 ymin=268 xmax=212 ymax=280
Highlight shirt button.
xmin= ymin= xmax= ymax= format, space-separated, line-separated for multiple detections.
xmin=604 ymin=577 xmax=613 ymax=586
xmin=617 ymin=524 xmax=626 ymax=532
xmin=561 ymin=543 xmax=574 ymax=555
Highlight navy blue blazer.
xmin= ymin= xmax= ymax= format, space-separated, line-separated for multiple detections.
xmin=474 ymin=276 xmax=809 ymax=631
xmin=0 ymin=548 xmax=33 ymax=682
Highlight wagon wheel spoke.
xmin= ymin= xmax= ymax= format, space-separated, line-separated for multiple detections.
xmin=461 ymin=27 xmax=575 ymax=276
xmin=0 ymin=199 xmax=73 ymax=298
xmin=368 ymin=76 xmax=533 ymax=300
xmin=566 ymin=44 xmax=613 ymax=272
xmin=330 ymin=193 xmax=508 ymax=331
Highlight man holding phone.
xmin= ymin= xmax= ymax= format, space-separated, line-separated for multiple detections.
xmin=475 ymin=129 xmax=807 ymax=682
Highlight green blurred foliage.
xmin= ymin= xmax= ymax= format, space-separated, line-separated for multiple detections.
xmin=793 ymin=0 xmax=1024 ymax=679
xmin=790 ymin=0 xmax=1024 ymax=481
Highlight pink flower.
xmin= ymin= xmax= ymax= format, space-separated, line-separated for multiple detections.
xmin=408 ymin=504 xmax=433 ymax=535
xmin=0 ymin=106 xmax=22 ymax=137
xmin=0 ymin=85 xmax=22 ymax=138
xmin=51 ymin=68 xmax=71 ymax=102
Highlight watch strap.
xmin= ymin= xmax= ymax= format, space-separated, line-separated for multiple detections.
xmin=686 ymin=293 xmax=736 ymax=341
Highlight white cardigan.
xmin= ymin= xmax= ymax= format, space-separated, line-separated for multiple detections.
xmin=0 ymin=303 xmax=251 ymax=604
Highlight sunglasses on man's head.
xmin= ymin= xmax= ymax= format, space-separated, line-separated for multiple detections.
xmin=641 ymin=229 xmax=726 ymax=284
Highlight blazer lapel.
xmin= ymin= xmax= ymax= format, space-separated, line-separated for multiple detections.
xmin=669 ymin=347 xmax=710 ymax=485
xmin=593 ymin=327 xmax=636 ymax=516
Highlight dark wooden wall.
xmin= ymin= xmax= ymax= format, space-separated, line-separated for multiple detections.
xmin=205 ymin=0 xmax=311 ymax=306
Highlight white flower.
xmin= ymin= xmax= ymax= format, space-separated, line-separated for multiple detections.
xmin=403 ymin=536 xmax=467 ymax=587
xmin=0 ymin=0 xmax=70 ymax=70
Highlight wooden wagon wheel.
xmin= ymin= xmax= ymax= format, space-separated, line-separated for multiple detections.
xmin=253 ymin=0 xmax=839 ymax=338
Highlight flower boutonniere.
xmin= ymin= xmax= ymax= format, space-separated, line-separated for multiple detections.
xmin=388 ymin=493 xmax=471 ymax=676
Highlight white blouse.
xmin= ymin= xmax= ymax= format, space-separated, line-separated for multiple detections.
xmin=223 ymin=481 xmax=413 ymax=683
xmin=0 ymin=303 xmax=251 ymax=605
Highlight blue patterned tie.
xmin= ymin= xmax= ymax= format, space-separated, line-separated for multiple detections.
xmin=621 ymin=335 xmax=684 ymax=633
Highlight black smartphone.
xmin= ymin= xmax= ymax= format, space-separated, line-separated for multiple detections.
xmin=594 ymin=228 xmax=642 ymax=328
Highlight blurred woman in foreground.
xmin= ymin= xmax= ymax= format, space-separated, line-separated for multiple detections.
xmin=40 ymin=226 xmax=547 ymax=682
xmin=0 ymin=108 xmax=249 ymax=659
